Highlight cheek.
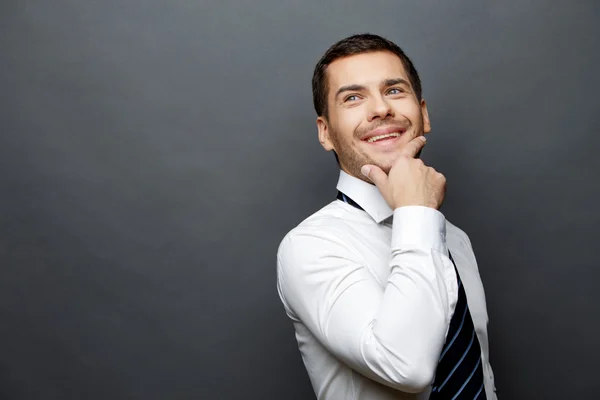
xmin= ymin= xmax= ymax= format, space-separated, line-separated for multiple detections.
xmin=393 ymin=99 xmax=420 ymax=115
xmin=335 ymin=109 xmax=364 ymax=137
xmin=332 ymin=116 xmax=360 ymax=141
xmin=408 ymin=103 xmax=424 ymax=122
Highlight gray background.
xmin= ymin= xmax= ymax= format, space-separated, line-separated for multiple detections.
xmin=1 ymin=0 xmax=599 ymax=399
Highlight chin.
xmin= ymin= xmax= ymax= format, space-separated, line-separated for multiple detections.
xmin=380 ymin=165 xmax=393 ymax=175
xmin=373 ymin=159 xmax=394 ymax=175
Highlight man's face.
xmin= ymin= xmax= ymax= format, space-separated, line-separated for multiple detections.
xmin=317 ymin=51 xmax=431 ymax=181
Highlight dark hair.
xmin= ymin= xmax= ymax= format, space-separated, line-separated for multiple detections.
xmin=311 ymin=33 xmax=422 ymax=119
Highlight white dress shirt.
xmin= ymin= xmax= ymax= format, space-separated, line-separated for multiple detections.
xmin=276 ymin=170 xmax=497 ymax=399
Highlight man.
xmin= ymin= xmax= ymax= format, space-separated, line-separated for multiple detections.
xmin=276 ymin=33 xmax=497 ymax=399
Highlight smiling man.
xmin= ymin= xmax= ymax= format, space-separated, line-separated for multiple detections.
xmin=276 ymin=33 xmax=497 ymax=399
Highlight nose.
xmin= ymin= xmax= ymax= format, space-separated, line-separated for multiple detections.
xmin=367 ymin=94 xmax=394 ymax=121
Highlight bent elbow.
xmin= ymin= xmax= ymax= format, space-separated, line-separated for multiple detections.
xmin=376 ymin=358 xmax=436 ymax=394
xmin=369 ymin=356 xmax=436 ymax=393
xmin=399 ymin=364 xmax=436 ymax=393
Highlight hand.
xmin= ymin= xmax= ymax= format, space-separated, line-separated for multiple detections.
xmin=360 ymin=136 xmax=446 ymax=210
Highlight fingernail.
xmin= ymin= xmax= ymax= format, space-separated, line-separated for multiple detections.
xmin=361 ymin=166 xmax=370 ymax=176
xmin=419 ymin=136 xmax=427 ymax=142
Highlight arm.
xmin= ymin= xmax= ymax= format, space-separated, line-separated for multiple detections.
xmin=277 ymin=206 xmax=459 ymax=393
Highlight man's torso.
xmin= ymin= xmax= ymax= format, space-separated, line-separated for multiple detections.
xmin=277 ymin=199 xmax=497 ymax=399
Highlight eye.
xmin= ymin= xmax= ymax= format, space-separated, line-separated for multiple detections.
xmin=344 ymin=94 xmax=360 ymax=102
xmin=387 ymin=87 xmax=405 ymax=95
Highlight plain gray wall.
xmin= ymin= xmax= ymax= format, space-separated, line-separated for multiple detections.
xmin=1 ymin=0 xmax=599 ymax=399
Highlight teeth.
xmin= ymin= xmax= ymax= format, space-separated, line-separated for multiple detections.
xmin=367 ymin=132 xmax=401 ymax=143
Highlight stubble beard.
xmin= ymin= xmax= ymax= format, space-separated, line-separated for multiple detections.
xmin=330 ymin=114 xmax=425 ymax=183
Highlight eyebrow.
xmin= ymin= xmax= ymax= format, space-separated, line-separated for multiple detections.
xmin=382 ymin=78 xmax=410 ymax=88
xmin=335 ymin=84 xmax=365 ymax=99
xmin=335 ymin=78 xmax=411 ymax=99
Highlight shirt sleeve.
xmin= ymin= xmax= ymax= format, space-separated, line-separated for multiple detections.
xmin=276 ymin=206 xmax=459 ymax=393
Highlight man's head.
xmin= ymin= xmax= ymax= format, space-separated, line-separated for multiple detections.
xmin=312 ymin=33 xmax=431 ymax=181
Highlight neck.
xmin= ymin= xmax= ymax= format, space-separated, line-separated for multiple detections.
xmin=340 ymin=166 xmax=377 ymax=186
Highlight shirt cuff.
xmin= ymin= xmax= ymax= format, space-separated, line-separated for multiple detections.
xmin=391 ymin=206 xmax=447 ymax=253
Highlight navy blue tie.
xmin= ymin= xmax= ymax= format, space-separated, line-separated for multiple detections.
xmin=429 ymin=251 xmax=486 ymax=399
xmin=337 ymin=191 xmax=486 ymax=399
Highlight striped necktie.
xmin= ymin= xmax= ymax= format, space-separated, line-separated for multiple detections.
xmin=337 ymin=191 xmax=486 ymax=399
xmin=429 ymin=251 xmax=486 ymax=399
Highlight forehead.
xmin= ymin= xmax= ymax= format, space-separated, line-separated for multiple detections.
xmin=326 ymin=51 xmax=410 ymax=92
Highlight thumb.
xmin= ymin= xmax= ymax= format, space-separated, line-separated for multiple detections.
xmin=361 ymin=164 xmax=388 ymax=188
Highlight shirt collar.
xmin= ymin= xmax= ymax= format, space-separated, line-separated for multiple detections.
xmin=336 ymin=169 xmax=393 ymax=224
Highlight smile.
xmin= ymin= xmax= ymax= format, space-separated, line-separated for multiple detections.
xmin=366 ymin=132 xmax=402 ymax=143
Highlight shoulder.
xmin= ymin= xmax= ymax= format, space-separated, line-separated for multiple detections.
xmin=275 ymin=201 xmax=361 ymax=317
xmin=444 ymin=218 xmax=481 ymax=271
xmin=277 ymin=200 xmax=359 ymax=264
xmin=445 ymin=219 xmax=468 ymax=240
xmin=445 ymin=218 xmax=474 ymax=247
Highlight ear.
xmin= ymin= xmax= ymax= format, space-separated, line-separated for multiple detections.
xmin=317 ymin=116 xmax=335 ymax=152
xmin=421 ymin=99 xmax=431 ymax=134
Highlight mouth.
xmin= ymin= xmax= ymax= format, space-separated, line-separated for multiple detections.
xmin=364 ymin=131 xmax=404 ymax=143
xmin=360 ymin=127 xmax=407 ymax=145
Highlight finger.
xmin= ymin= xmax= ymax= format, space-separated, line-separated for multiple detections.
xmin=399 ymin=135 xmax=427 ymax=158
xmin=361 ymin=164 xmax=388 ymax=188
